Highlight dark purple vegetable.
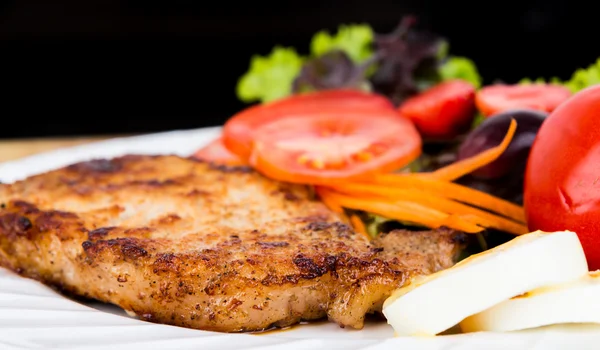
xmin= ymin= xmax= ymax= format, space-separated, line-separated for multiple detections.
xmin=292 ymin=50 xmax=375 ymax=93
xmin=292 ymin=16 xmax=444 ymax=103
xmin=370 ymin=16 xmax=445 ymax=106
xmin=457 ymin=109 xmax=547 ymax=179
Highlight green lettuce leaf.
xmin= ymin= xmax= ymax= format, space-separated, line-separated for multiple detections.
xmin=439 ymin=56 xmax=482 ymax=88
xmin=471 ymin=113 xmax=486 ymax=128
xmin=518 ymin=77 xmax=558 ymax=84
xmin=236 ymin=46 xmax=305 ymax=103
xmin=519 ymin=57 xmax=600 ymax=93
xmin=564 ymin=58 xmax=600 ymax=93
xmin=365 ymin=215 xmax=389 ymax=238
xmin=310 ymin=24 xmax=374 ymax=63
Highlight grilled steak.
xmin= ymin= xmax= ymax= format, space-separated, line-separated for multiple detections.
xmin=0 ymin=155 xmax=467 ymax=332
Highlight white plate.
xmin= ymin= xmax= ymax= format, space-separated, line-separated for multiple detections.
xmin=1 ymin=127 xmax=600 ymax=350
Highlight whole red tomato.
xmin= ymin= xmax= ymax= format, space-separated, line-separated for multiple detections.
xmin=524 ymin=84 xmax=600 ymax=270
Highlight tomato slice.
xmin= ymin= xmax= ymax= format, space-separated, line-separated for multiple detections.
xmin=249 ymin=112 xmax=422 ymax=185
xmin=223 ymin=89 xmax=395 ymax=159
xmin=192 ymin=137 xmax=246 ymax=165
xmin=398 ymin=80 xmax=476 ymax=139
xmin=476 ymin=84 xmax=572 ymax=117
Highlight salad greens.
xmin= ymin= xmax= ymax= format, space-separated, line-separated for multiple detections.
xmin=291 ymin=50 xmax=375 ymax=94
xmin=439 ymin=56 xmax=481 ymax=88
xmin=519 ymin=58 xmax=600 ymax=93
xmin=236 ymin=47 xmax=305 ymax=103
xmin=236 ymin=18 xmax=483 ymax=105
xmin=565 ymin=58 xmax=600 ymax=92
xmin=236 ymin=17 xmax=600 ymax=105
xmin=310 ymin=24 xmax=374 ymax=63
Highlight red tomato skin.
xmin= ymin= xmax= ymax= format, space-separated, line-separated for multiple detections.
xmin=248 ymin=112 xmax=422 ymax=185
xmin=476 ymin=84 xmax=572 ymax=117
xmin=192 ymin=137 xmax=246 ymax=165
xmin=524 ymin=84 xmax=600 ymax=270
xmin=398 ymin=80 xmax=476 ymax=139
xmin=223 ymin=89 xmax=395 ymax=159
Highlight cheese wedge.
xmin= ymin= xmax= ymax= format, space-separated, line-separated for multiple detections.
xmin=382 ymin=230 xmax=588 ymax=336
xmin=460 ymin=270 xmax=600 ymax=332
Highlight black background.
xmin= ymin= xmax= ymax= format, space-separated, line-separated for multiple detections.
xmin=1 ymin=0 xmax=596 ymax=138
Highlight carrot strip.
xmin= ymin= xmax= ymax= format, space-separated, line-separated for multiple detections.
xmin=322 ymin=189 xmax=484 ymax=233
xmin=349 ymin=215 xmax=370 ymax=239
xmin=315 ymin=186 xmax=344 ymax=213
xmin=367 ymin=174 xmax=526 ymax=224
xmin=326 ymin=182 xmax=527 ymax=235
xmin=458 ymin=214 xmax=529 ymax=235
xmin=428 ymin=119 xmax=517 ymax=181
xmin=313 ymin=119 xmax=526 ymax=236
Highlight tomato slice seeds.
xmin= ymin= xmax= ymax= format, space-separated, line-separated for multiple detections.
xmin=249 ymin=112 xmax=422 ymax=184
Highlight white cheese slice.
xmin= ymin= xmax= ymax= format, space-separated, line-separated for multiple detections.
xmin=382 ymin=230 xmax=588 ymax=336
xmin=460 ymin=270 xmax=600 ymax=332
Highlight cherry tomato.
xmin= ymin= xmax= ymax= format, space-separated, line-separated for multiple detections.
xmin=476 ymin=84 xmax=572 ymax=117
xmin=398 ymin=80 xmax=476 ymax=139
xmin=249 ymin=111 xmax=422 ymax=185
xmin=524 ymin=84 xmax=600 ymax=270
xmin=192 ymin=137 xmax=246 ymax=165
xmin=222 ymin=89 xmax=395 ymax=159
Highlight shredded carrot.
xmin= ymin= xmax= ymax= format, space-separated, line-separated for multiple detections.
xmin=321 ymin=189 xmax=484 ymax=233
xmin=314 ymin=186 xmax=344 ymax=213
xmin=428 ymin=118 xmax=517 ymax=181
xmin=367 ymin=174 xmax=526 ymax=224
xmin=326 ymin=182 xmax=527 ymax=235
xmin=458 ymin=214 xmax=528 ymax=235
xmin=311 ymin=119 xmax=527 ymax=238
xmin=349 ymin=215 xmax=370 ymax=239
xmin=314 ymin=186 xmax=353 ymax=225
